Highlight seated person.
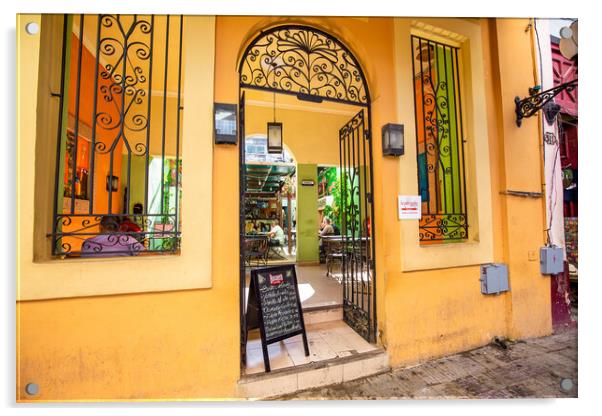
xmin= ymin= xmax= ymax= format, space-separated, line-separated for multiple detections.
xmin=267 ymin=220 xmax=285 ymax=247
xmin=81 ymin=216 xmax=145 ymax=257
xmin=318 ymin=217 xmax=335 ymax=261
xmin=319 ymin=216 xmax=335 ymax=237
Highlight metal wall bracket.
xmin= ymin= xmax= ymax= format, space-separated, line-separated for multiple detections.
xmin=500 ymin=190 xmax=543 ymax=198
xmin=515 ymin=79 xmax=577 ymax=127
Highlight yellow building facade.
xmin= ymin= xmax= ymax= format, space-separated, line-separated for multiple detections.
xmin=17 ymin=14 xmax=551 ymax=400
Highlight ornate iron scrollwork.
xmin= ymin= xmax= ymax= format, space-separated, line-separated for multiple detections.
xmin=419 ymin=213 xmax=468 ymax=242
xmin=52 ymin=14 xmax=183 ymax=257
xmin=96 ymin=14 xmax=152 ymax=155
xmin=239 ymin=25 xmax=369 ymax=106
xmin=515 ymin=79 xmax=578 ymax=127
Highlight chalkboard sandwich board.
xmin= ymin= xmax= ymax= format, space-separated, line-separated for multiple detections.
xmin=246 ymin=264 xmax=310 ymax=372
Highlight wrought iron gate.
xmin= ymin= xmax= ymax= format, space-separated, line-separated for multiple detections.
xmin=339 ymin=109 xmax=376 ymax=343
xmin=238 ymin=24 xmax=377 ymax=352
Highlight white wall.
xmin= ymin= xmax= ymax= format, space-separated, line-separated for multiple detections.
xmin=534 ymin=18 xmax=566 ymax=256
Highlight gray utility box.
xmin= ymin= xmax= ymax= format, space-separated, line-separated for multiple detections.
xmin=480 ymin=263 xmax=509 ymax=295
xmin=540 ymin=246 xmax=564 ymax=275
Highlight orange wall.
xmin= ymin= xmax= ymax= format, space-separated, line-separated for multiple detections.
xmin=18 ymin=285 xmax=239 ymax=400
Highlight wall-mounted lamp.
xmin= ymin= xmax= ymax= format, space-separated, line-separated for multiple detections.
xmin=106 ymin=175 xmax=119 ymax=192
xmin=382 ymin=123 xmax=404 ymax=156
xmin=543 ymin=101 xmax=562 ymax=125
xmin=214 ymin=103 xmax=238 ymax=144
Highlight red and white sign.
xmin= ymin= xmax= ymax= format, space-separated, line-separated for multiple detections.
xmin=398 ymin=195 xmax=422 ymax=220
xmin=269 ymin=273 xmax=284 ymax=285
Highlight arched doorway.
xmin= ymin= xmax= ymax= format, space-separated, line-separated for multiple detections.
xmin=238 ymin=25 xmax=377 ymax=364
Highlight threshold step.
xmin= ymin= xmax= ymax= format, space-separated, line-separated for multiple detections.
xmin=239 ymin=348 xmax=389 ymax=399
xmin=302 ymin=304 xmax=343 ymax=325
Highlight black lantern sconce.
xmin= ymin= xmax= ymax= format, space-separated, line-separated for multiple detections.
xmin=213 ymin=103 xmax=238 ymax=144
xmin=106 ymin=175 xmax=119 ymax=192
xmin=382 ymin=123 xmax=404 ymax=156
xmin=543 ymin=101 xmax=562 ymax=126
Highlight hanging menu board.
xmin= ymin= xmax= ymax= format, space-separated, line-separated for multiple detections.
xmin=246 ymin=264 xmax=309 ymax=372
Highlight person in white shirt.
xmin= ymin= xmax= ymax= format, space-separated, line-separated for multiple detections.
xmin=268 ymin=220 xmax=285 ymax=247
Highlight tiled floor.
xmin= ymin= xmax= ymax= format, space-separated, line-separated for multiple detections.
xmin=246 ymin=264 xmax=343 ymax=309
xmin=296 ymin=265 xmax=343 ymax=308
xmin=244 ymin=320 xmax=377 ymax=375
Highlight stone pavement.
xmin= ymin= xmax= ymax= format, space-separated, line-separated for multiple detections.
xmin=277 ymin=326 xmax=578 ymax=400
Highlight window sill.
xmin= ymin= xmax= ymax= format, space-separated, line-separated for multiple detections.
xmin=403 ymin=236 xmax=493 ymax=272
xmin=37 ymin=251 xmax=182 ymax=264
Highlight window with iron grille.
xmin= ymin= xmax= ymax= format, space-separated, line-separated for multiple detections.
xmin=51 ymin=14 xmax=183 ymax=257
xmin=411 ymin=35 xmax=468 ymax=244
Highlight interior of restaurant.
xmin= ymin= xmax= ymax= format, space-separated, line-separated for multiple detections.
xmin=242 ymin=89 xmax=364 ymax=309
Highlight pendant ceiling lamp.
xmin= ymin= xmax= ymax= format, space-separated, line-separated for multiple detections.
xmin=267 ymin=92 xmax=283 ymax=154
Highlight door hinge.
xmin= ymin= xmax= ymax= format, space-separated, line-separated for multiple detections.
xmin=364 ymin=131 xmax=371 ymax=141
xmin=366 ymin=192 xmax=373 ymax=203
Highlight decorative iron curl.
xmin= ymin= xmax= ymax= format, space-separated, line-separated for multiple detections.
xmin=60 ymin=242 xmax=73 ymax=254
xmin=94 ymin=141 xmax=110 ymax=154
xmin=133 ymin=142 xmax=148 ymax=156
xmin=59 ymin=216 xmax=72 ymax=227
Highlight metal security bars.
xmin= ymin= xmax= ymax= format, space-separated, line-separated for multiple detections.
xmin=411 ymin=35 xmax=468 ymax=243
xmin=51 ymin=14 xmax=184 ymax=257
xmin=339 ymin=109 xmax=376 ymax=343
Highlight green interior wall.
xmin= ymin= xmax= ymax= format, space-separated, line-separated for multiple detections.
xmin=120 ymin=154 xmax=146 ymax=213
xmin=296 ymin=164 xmax=319 ymax=263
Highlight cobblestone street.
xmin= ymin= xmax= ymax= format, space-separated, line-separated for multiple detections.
xmin=278 ymin=325 xmax=578 ymax=400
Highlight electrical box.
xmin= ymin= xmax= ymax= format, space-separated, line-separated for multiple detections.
xmin=540 ymin=246 xmax=564 ymax=275
xmin=480 ymin=263 xmax=509 ymax=295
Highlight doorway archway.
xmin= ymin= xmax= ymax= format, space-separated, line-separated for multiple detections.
xmin=238 ymin=25 xmax=377 ymax=363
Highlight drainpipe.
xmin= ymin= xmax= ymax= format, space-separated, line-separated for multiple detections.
xmin=527 ymin=18 xmax=550 ymax=247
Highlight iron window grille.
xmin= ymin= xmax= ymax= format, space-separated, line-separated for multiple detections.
xmin=411 ymin=35 xmax=468 ymax=243
xmin=51 ymin=14 xmax=184 ymax=257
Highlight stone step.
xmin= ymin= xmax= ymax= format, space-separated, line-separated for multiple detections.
xmin=238 ymin=348 xmax=389 ymax=399
xmin=302 ymin=304 xmax=343 ymax=325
